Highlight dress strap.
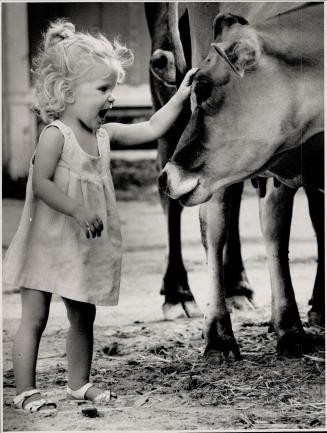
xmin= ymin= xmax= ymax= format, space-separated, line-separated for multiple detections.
xmin=97 ymin=127 xmax=110 ymax=150
xmin=48 ymin=120 xmax=70 ymax=138
xmin=96 ymin=127 xmax=112 ymax=167
xmin=37 ymin=119 xmax=68 ymax=143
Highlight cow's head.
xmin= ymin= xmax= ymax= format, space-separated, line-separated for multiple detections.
xmin=159 ymin=12 xmax=323 ymax=205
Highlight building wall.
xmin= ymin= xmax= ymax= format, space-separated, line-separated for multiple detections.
xmin=2 ymin=2 xmax=153 ymax=180
xmin=27 ymin=2 xmax=151 ymax=87
xmin=2 ymin=3 xmax=37 ymax=180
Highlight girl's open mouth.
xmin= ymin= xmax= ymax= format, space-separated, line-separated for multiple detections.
xmin=98 ymin=108 xmax=110 ymax=123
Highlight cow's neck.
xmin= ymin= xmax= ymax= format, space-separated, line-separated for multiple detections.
xmin=255 ymin=3 xmax=323 ymax=69
xmin=256 ymin=4 xmax=323 ymax=154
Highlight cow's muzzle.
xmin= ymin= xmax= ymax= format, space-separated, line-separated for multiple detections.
xmin=150 ymin=49 xmax=176 ymax=87
xmin=159 ymin=161 xmax=200 ymax=201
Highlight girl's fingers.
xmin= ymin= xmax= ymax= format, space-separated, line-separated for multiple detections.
xmin=85 ymin=222 xmax=91 ymax=239
xmin=84 ymin=216 xmax=104 ymax=238
xmin=95 ymin=215 xmax=104 ymax=232
xmin=92 ymin=218 xmax=103 ymax=237
xmin=183 ymin=67 xmax=199 ymax=86
xmin=188 ymin=67 xmax=199 ymax=76
xmin=84 ymin=221 xmax=95 ymax=239
xmin=93 ymin=215 xmax=104 ymax=237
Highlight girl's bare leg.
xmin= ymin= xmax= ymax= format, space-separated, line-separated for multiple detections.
xmin=13 ymin=288 xmax=52 ymax=405
xmin=63 ymin=297 xmax=104 ymax=400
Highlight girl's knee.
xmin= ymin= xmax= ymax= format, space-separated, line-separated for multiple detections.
xmin=20 ymin=311 xmax=49 ymax=335
xmin=64 ymin=299 xmax=96 ymax=327
xmin=20 ymin=289 xmax=51 ymax=335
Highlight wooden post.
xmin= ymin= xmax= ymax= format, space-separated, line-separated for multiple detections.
xmin=2 ymin=3 xmax=37 ymax=179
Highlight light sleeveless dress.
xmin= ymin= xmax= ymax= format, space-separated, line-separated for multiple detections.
xmin=3 ymin=120 xmax=122 ymax=306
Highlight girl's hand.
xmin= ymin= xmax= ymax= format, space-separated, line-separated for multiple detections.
xmin=106 ymin=67 xmax=198 ymax=147
xmin=174 ymin=68 xmax=199 ymax=103
xmin=72 ymin=206 xmax=104 ymax=239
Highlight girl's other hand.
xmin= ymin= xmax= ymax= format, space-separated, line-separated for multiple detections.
xmin=72 ymin=206 xmax=104 ymax=239
xmin=175 ymin=67 xmax=199 ymax=102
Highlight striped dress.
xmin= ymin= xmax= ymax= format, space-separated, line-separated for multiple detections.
xmin=3 ymin=120 xmax=122 ymax=306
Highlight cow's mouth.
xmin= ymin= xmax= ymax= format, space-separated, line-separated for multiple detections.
xmin=159 ymin=162 xmax=212 ymax=206
xmin=178 ymin=181 xmax=212 ymax=207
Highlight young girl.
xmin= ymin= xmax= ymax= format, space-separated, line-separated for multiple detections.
xmin=3 ymin=20 xmax=197 ymax=413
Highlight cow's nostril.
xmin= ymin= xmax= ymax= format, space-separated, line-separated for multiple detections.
xmin=158 ymin=171 xmax=168 ymax=193
xmin=151 ymin=55 xmax=168 ymax=70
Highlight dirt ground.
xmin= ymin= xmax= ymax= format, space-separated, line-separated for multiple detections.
xmin=2 ymin=179 xmax=325 ymax=432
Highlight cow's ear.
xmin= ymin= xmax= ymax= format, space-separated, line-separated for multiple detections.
xmin=213 ymin=13 xmax=249 ymax=40
xmin=211 ymin=39 xmax=260 ymax=78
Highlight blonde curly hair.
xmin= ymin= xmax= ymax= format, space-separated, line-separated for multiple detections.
xmin=32 ymin=19 xmax=134 ymax=123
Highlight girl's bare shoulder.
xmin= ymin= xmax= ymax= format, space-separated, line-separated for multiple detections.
xmin=38 ymin=124 xmax=65 ymax=151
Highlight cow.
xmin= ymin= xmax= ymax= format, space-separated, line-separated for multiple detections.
xmin=145 ymin=3 xmax=253 ymax=321
xmin=158 ymin=2 xmax=324 ymax=359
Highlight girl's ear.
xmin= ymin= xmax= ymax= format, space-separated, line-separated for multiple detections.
xmin=66 ymin=90 xmax=75 ymax=104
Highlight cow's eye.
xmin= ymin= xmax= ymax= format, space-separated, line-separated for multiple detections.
xmin=194 ymin=81 xmax=212 ymax=105
xmin=202 ymin=98 xmax=221 ymax=115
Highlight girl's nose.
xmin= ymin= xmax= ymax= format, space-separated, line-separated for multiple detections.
xmin=107 ymin=94 xmax=115 ymax=109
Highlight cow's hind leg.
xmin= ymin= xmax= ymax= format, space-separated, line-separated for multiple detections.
xmin=305 ymin=187 xmax=325 ymax=327
xmin=259 ymin=180 xmax=309 ymax=356
xmin=223 ymin=182 xmax=254 ymax=310
xmin=156 ymin=131 xmax=199 ymax=319
xmin=160 ymin=193 xmax=199 ymax=319
xmin=200 ymin=187 xmax=241 ymax=363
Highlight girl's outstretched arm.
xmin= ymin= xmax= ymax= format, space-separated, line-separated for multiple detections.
xmin=32 ymin=126 xmax=103 ymax=238
xmin=107 ymin=68 xmax=198 ymax=147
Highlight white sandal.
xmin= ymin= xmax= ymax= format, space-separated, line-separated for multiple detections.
xmin=13 ymin=389 xmax=57 ymax=413
xmin=67 ymin=382 xmax=117 ymax=404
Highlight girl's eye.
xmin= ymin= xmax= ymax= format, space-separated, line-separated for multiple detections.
xmin=98 ymin=86 xmax=109 ymax=93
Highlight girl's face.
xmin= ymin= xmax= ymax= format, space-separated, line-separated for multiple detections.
xmin=68 ymin=65 xmax=118 ymax=130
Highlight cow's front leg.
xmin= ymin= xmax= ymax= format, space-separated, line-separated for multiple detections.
xmin=305 ymin=187 xmax=325 ymax=327
xmin=223 ymin=182 xmax=254 ymax=310
xmin=200 ymin=188 xmax=241 ymax=362
xmin=259 ymin=180 xmax=308 ymax=356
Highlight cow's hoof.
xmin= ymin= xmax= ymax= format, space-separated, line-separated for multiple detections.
xmin=276 ymin=331 xmax=311 ymax=357
xmin=183 ymin=301 xmax=202 ymax=318
xmin=162 ymin=301 xmax=200 ymax=320
xmin=162 ymin=302 xmax=187 ymax=320
xmin=225 ymin=277 xmax=255 ymax=311
xmin=267 ymin=322 xmax=274 ymax=333
xmin=204 ymin=351 xmax=227 ymax=366
xmin=308 ymin=310 xmax=325 ymax=328
xmin=204 ymin=338 xmax=242 ymax=364
xmin=226 ymin=295 xmax=255 ymax=312
xmin=204 ymin=347 xmax=242 ymax=365
xmin=224 ymin=269 xmax=254 ymax=304
xmin=160 ymin=277 xmax=195 ymax=305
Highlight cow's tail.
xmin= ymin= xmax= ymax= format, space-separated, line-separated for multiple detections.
xmin=167 ymin=2 xmax=187 ymax=83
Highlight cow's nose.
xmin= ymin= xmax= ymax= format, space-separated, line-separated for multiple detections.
xmin=158 ymin=170 xmax=168 ymax=193
xmin=151 ymin=53 xmax=168 ymax=70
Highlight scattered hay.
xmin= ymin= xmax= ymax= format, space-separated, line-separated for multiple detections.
xmin=3 ymin=314 xmax=325 ymax=429
xmin=92 ymin=318 xmax=325 ymax=428
xmin=102 ymin=341 xmax=120 ymax=356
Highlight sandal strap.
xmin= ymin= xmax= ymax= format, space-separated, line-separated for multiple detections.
xmin=93 ymin=389 xmax=117 ymax=402
xmin=67 ymin=382 xmax=94 ymax=400
xmin=24 ymin=398 xmax=56 ymax=413
xmin=13 ymin=389 xmax=41 ymax=409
